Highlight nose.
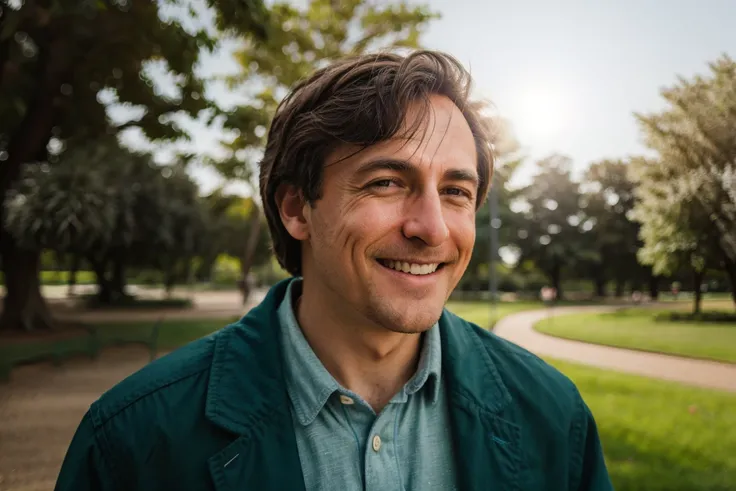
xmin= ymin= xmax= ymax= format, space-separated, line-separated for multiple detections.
xmin=401 ymin=191 xmax=450 ymax=247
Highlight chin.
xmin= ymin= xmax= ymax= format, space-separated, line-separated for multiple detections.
xmin=366 ymin=301 xmax=443 ymax=334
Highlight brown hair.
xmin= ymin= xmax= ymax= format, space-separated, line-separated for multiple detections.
xmin=259 ymin=50 xmax=495 ymax=276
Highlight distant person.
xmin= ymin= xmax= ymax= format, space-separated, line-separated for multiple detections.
xmin=55 ymin=50 xmax=613 ymax=490
xmin=632 ymin=290 xmax=643 ymax=304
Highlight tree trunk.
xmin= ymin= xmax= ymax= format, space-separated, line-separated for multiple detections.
xmin=67 ymin=254 xmax=79 ymax=297
xmin=614 ymin=275 xmax=625 ymax=298
xmin=90 ymin=258 xmax=113 ymax=304
xmin=550 ymin=263 xmax=562 ymax=301
xmin=0 ymin=236 xmax=53 ymax=331
xmin=111 ymin=259 xmax=127 ymax=301
xmin=692 ymin=269 xmax=704 ymax=315
xmin=722 ymin=255 xmax=736 ymax=310
xmin=0 ymin=33 xmax=74 ymax=331
xmin=238 ymin=206 xmax=262 ymax=305
xmin=648 ymin=272 xmax=660 ymax=301
xmin=594 ymin=274 xmax=606 ymax=298
xmin=164 ymin=261 xmax=177 ymax=299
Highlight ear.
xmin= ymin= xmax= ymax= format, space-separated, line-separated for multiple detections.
xmin=275 ymin=183 xmax=310 ymax=241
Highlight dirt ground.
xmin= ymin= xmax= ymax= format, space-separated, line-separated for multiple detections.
xmin=0 ymin=346 xmax=156 ymax=491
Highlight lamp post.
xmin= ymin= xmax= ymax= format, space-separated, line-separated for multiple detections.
xmin=488 ymin=173 xmax=500 ymax=326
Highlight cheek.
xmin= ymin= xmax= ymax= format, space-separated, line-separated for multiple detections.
xmin=313 ymin=199 xmax=399 ymax=254
xmin=449 ymin=210 xmax=477 ymax=254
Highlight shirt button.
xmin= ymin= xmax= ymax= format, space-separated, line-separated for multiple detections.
xmin=339 ymin=395 xmax=354 ymax=405
xmin=372 ymin=435 xmax=382 ymax=452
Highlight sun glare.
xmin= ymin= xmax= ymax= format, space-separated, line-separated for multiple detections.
xmin=512 ymin=87 xmax=572 ymax=144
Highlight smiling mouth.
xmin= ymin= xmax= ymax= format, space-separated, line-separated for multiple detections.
xmin=376 ymin=259 xmax=446 ymax=276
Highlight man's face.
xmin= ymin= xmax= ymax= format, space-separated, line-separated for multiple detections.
xmin=289 ymin=95 xmax=479 ymax=334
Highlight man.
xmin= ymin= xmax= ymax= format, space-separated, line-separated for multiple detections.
xmin=55 ymin=50 xmax=613 ymax=491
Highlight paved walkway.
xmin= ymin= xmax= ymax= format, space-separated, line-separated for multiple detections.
xmin=493 ymin=306 xmax=736 ymax=393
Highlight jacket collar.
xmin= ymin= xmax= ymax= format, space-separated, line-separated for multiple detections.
xmin=205 ymin=278 xmax=293 ymax=436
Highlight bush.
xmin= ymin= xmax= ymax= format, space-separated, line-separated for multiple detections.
xmin=251 ymin=258 xmax=291 ymax=287
xmin=211 ymin=254 xmax=241 ymax=286
xmin=81 ymin=294 xmax=193 ymax=310
xmin=655 ymin=311 xmax=736 ymax=323
xmin=0 ymin=270 xmax=98 ymax=286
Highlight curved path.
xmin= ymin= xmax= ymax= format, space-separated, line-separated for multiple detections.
xmin=493 ymin=306 xmax=736 ymax=393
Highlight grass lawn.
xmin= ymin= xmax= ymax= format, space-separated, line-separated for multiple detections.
xmin=534 ymin=304 xmax=736 ymax=363
xmin=547 ymin=358 xmax=736 ymax=491
xmin=445 ymin=300 xmax=543 ymax=329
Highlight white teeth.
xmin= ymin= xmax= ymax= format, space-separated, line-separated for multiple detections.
xmin=383 ymin=260 xmax=439 ymax=275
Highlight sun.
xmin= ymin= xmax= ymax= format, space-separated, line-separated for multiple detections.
xmin=512 ymin=87 xmax=572 ymax=144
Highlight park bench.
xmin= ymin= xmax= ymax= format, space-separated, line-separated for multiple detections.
xmin=0 ymin=317 xmax=163 ymax=383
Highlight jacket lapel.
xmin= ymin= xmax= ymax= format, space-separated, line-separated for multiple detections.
xmin=205 ymin=280 xmax=307 ymax=491
xmin=440 ymin=310 xmax=524 ymax=491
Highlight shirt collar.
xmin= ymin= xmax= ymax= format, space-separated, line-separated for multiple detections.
xmin=278 ymin=278 xmax=442 ymax=426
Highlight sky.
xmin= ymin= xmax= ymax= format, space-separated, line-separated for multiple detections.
xmin=133 ymin=0 xmax=736 ymax=194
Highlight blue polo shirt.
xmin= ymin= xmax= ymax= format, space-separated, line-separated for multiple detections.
xmin=277 ymin=279 xmax=458 ymax=490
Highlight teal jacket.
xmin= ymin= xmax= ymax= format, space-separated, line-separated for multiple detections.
xmin=55 ymin=279 xmax=613 ymax=491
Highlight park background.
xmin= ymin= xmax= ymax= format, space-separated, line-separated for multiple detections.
xmin=1 ymin=1 xmax=735 ymax=490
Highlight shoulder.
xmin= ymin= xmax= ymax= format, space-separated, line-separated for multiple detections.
xmin=90 ymin=333 xmax=216 ymax=426
xmin=59 ymin=323 xmax=243 ymax=489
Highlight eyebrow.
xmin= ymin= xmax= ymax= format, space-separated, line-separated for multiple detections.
xmin=354 ymin=158 xmax=479 ymax=187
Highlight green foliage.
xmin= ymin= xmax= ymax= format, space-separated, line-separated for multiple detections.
xmin=632 ymin=55 xmax=736 ymax=278
xmin=580 ymin=159 xmax=647 ymax=292
xmin=3 ymin=137 xmax=212 ymax=278
xmin=211 ymin=253 xmax=241 ymax=285
xmin=213 ymin=0 xmax=439 ymax=182
xmin=512 ymin=155 xmax=590 ymax=293
xmin=199 ymin=191 xmax=272 ymax=277
xmin=250 ymin=256 xmax=292 ymax=286
xmin=470 ymin=159 xmax=523 ymax=273
xmin=0 ymin=0 xmax=269 ymax=166
xmin=0 ymin=270 xmax=97 ymax=286
xmin=629 ymin=157 xmax=718 ymax=278
xmin=656 ymin=310 xmax=736 ymax=324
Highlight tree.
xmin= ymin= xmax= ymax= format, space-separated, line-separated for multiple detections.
xmin=634 ymin=55 xmax=736 ymax=306
xmin=466 ymin=158 xmax=521 ymax=292
xmin=580 ymin=159 xmax=646 ymax=298
xmin=200 ymin=190 xmax=272 ymax=303
xmin=513 ymin=155 xmax=590 ymax=299
xmin=0 ymin=0 xmax=270 ymax=330
xmin=204 ymin=0 xmax=439 ymax=301
xmin=4 ymin=138 xmax=211 ymax=316
xmin=629 ymin=157 xmax=724 ymax=313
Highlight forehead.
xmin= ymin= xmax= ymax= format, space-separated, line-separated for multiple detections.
xmin=325 ymin=95 xmax=478 ymax=179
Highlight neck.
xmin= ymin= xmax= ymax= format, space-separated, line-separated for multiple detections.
xmin=295 ymin=284 xmax=422 ymax=413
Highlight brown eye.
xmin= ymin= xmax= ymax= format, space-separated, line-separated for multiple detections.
xmin=369 ymin=179 xmax=399 ymax=189
xmin=444 ymin=187 xmax=472 ymax=199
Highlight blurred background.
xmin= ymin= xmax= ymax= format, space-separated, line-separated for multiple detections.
xmin=1 ymin=1 xmax=735 ymax=490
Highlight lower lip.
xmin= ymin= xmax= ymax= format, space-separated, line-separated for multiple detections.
xmin=376 ymin=261 xmax=444 ymax=284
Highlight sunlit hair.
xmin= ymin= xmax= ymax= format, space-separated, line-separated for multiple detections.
xmin=259 ymin=50 xmax=495 ymax=276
